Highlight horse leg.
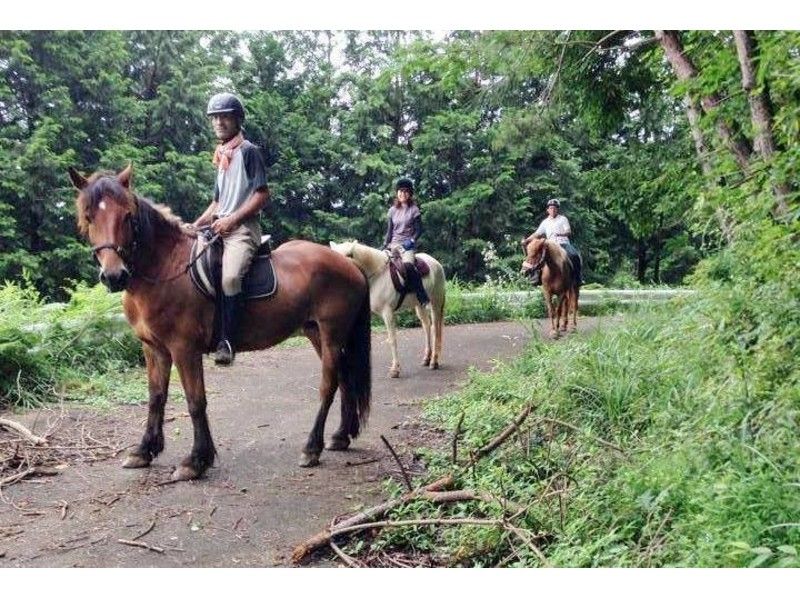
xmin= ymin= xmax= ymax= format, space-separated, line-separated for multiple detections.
xmin=544 ymin=289 xmax=559 ymax=339
xmin=123 ymin=343 xmax=172 ymax=469
xmin=415 ymin=303 xmax=432 ymax=367
xmin=301 ymin=335 xmax=341 ymax=467
xmin=383 ymin=308 xmax=400 ymax=378
xmin=171 ymin=346 xmax=216 ymax=481
xmin=559 ymin=295 xmax=568 ymax=332
xmin=430 ymin=290 xmax=444 ymax=370
xmin=568 ymin=289 xmax=578 ymax=332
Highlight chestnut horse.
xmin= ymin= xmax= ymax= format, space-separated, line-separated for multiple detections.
xmin=521 ymin=237 xmax=579 ymax=338
xmin=69 ymin=165 xmax=371 ymax=481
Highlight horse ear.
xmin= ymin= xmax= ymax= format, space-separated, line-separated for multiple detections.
xmin=118 ymin=163 xmax=133 ymax=188
xmin=68 ymin=167 xmax=88 ymax=190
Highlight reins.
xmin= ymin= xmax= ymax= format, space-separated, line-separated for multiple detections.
xmin=91 ymin=219 xmax=220 ymax=285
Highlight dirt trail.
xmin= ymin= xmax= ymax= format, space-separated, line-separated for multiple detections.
xmin=0 ymin=319 xmax=605 ymax=567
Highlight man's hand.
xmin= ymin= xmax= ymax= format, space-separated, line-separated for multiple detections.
xmin=211 ymin=215 xmax=238 ymax=235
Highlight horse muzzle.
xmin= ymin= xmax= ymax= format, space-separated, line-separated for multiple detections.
xmin=99 ymin=267 xmax=131 ymax=292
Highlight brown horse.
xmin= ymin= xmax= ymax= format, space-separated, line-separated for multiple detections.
xmin=69 ymin=165 xmax=371 ymax=481
xmin=521 ymin=237 xmax=579 ymax=338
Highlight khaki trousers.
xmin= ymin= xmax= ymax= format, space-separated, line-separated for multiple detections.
xmin=220 ymin=218 xmax=261 ymax=296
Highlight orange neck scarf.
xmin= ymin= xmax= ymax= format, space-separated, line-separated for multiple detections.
xmin=212 ymin=132 xmax=245 ymax=171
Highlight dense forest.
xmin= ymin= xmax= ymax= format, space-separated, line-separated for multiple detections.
xmin=1 ymin=30 xmax=798 ymax=566
xmin=3 ymin=30 xmax=774 ymax=299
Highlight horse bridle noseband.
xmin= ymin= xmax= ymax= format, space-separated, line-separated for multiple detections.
xmin=91 ymin=211 xmax=219 ymax=285
xmin=525 ymin=246 xmax=547 ymax=271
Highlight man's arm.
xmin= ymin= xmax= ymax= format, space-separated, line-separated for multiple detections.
xmin=212 ymin=187 xmax=269 ymax=235
xmin=193 ymin=200 xmax=219 ymax=228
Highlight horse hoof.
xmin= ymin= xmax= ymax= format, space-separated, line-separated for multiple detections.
xmin=299 ymin=453 xmax=320 ymax=467
xmin=122 ymin=454 xmax=151 ymax=469
xmin=430 ymin=362 xmax=439 ymax=370
xmin=549 ymin=330 xmax=560 ymax=339
xmin=326 ymin=437 xmax=350 ymax=451
xmin=170 ymin=465 xmax=200 ymax=481
xmin=389 ymin=368 xmax=400 ymax=379
xmin=421 ymin=358 xmax=431 ymax=367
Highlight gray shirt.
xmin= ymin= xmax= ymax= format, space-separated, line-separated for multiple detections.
xmin=534 ymin=214 xmax=571 ymax=244
xmin=386 ymin=204 xmax=422 ymax=246
xmin=214 ymin=140 xmax=268 ymax=217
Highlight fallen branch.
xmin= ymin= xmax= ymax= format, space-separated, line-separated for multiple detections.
xmin=291 ymin=474 xmax=453 ymax=563
xmin=131 ymin=518 xmax=156 ymax=541
xmin=471 ymin=403 xmax=534 ymax=463
xmin=329 ymin=540 xmax=362 ymax=568
xmin=380 ymin=434 xmax=412 ymax=491
xmin=117 ymin=538 xmax=164 ymax=554
xmin=332 ymin=516 xmax=504 ymax=537
xmin=0 ymin=465 xmax=61 ymax=488
xmin=0 ymin=418 xmax=47 ymax=446
xmin=452 ymin=412 xmax=465 ymax=464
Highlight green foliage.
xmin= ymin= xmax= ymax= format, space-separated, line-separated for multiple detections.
xmin=0 ymin=280 xmax=142 ymax=408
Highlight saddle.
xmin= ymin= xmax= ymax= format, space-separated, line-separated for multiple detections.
xmin=387 ymin=249 xmax=431 ymax=309
xmin=189 ymin=231 xmax=278 ymax=301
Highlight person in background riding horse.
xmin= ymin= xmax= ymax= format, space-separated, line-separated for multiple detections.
xmin=383 ymin=178 xmax=429 ymax=306
xmin=191 ymin=92 xmax=269 ymax=365
xmin=523 ymin=198 xmax=583 ymax=286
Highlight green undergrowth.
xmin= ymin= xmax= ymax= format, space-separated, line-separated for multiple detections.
xmin=0 ymin=281 xmax=143 ymax=409
xmin=350 ymin=262 xmax=799 ymax=566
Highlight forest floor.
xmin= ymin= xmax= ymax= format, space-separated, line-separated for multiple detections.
xmin=0 ymin=318 xmax=607 ymax=567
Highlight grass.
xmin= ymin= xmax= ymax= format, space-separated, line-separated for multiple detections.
xmin=350 ymin=292 xmax=799 ymax=567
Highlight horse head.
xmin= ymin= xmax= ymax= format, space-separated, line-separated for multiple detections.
xmin=521 ymin=237 xmax=547 ymax=277
xmin=329 ymin=240 xmax=357 ymax=258
xmin=70 ymin=164 xmax=138 ymax=292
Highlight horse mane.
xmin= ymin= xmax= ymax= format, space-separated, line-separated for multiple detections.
xmin=75 ymin=171 xmax=191 ymax=242
xmin=352 ymin=241 xmax=389 ymax=271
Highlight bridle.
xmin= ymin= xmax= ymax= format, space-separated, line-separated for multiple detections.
xmin=523 ymin=244 xmax=547 ymax=273
xmin=90 ymin=207 xmax=219 ymax=285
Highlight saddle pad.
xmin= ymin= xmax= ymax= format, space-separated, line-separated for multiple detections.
xmin=189 ymin=237 xmax=277 ymax=301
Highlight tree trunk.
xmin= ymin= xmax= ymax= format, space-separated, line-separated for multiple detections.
xmin=656 ymin=30 xmax=752 ymax=171
xmin=636 ymin=238 xmax=648 ymax=283
xmin=683 ymin=94 xmax=713 ymax=177
xmin=733 ymin=30 xmax=790 ymax=215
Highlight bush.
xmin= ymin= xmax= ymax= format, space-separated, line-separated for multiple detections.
xmin=0 ymin=281 xmax=142 ymax=408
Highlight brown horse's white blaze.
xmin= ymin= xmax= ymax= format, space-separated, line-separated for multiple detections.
xmin=521 ymin=237 xmax=579 ymax=338
xmin=70 ymin=165 xmax=372 ymax=481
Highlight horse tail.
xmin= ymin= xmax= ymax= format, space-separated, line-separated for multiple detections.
xmin=339 ymin=286 xmax=372 ymax=438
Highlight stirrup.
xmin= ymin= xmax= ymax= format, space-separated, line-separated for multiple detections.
xmin=214 ymin=339 xmax=235 ymax=365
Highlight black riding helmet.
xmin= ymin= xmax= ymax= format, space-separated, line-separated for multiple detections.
xmin=206 ymin=92 xmax=245 ymax=121
xmin=395 ymin=177 xmax=414 ymax=194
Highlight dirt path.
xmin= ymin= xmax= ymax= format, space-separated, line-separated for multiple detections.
xmin=0 ymin=319 xmax=603 ymax=567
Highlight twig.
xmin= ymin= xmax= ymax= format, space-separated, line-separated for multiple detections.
xmin=59 ymin=500 xmax=68 ymax=520
xmin=117 ymin=539 xmax=164 ymax=554
xmin=472 ymin=403 xmax=534 ymax=463
xmin=452 ymin=412 xmax=465 ymax=465
xmin=345 ymin=457 xmax=380 ymax=467
xmin=502 ymin=524 xmax=551 ymax=567
xmin=380 ymin=434 xmax=412 ymax=492
xmin=329 ymin=540 xmax=362 ymax=567
xmin=332 ymin=517 xmax=503 ymax=537
xmin=292 ymin=474 xmax=454 ymax=563
xmin=0 ymin=418 xmax=47 ymax=446
xmin=540 ymin=417 xmax=625 ymax=455
xmin=131 ymin=518 xmax=156 ymax=541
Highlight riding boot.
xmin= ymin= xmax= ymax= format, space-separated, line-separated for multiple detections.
xmin=405 ymin=265 xmax=429 ymax=306
xmin=574 ymin=259 xmax=584 ymax=286
xmin=215 ymin=293 xmax=241 ymax=366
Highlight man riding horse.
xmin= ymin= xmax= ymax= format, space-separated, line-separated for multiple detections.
xmin=524 ymin=198 xmax=584 ymax=287
xmin=190 ymin=92 xmax=269 ymax=365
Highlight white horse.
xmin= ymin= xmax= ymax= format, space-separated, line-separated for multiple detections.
xmin=330 ymin=240 xmax=446 ymax=378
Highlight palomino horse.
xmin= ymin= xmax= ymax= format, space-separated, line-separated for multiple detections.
xmin=330 ymin=241 xmax=445 ymax=378
xmin=521 ymin=237 xmax=579 ymax=338
xmin=69 ymin=165 xmax=371 ymax=481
